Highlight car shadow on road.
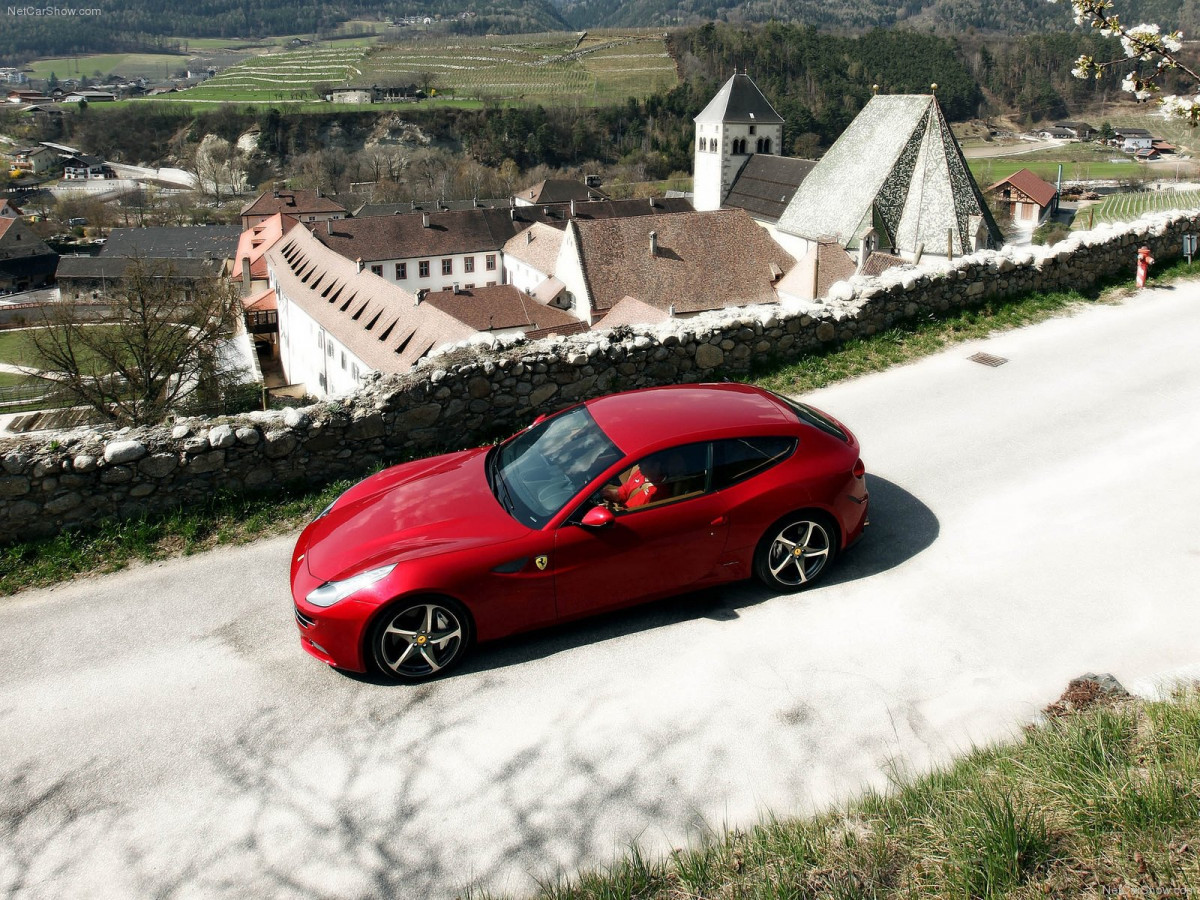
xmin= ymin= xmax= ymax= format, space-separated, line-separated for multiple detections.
xmin=345 ymin=474 xmax=937 ymax=686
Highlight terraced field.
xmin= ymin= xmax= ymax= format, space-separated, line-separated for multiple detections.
xmin=1074 ymin=187 xmax=1200 ymax=228
xmin=163 ymin=30 xmax=678 ymax=106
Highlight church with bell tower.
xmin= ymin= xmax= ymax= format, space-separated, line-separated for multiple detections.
xmin=692 ymin=72 xmax=784 ymax=212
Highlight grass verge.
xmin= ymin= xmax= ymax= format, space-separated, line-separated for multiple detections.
xmin=3 ymin=259 xmax=1198 ymax=595
xmin=469 ymin=683 xmax=1200 ymax=899
xmin=0 ymin=479 xmax=352 ymax=596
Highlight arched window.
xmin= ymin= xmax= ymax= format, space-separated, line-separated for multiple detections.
xmin=762 ymin=138 xmax=771 ymax=153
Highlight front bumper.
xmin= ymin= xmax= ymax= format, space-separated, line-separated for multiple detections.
xmin=291 ymin=553 xmax=374 ymax=673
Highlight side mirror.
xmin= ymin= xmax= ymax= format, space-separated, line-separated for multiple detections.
xmin=579 ymin=506 xmax=615 ymax=528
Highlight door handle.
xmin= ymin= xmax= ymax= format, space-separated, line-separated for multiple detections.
xmin=710 ymin=515 xmax=728 ymax=526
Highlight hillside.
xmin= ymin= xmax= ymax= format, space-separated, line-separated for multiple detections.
xmin=556 ymin=0 xmax=1200 ymax=33
xmin=6 ymin=0 xmax=1200 ymax=64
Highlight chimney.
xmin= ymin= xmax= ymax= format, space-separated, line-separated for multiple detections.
xmin=241 ymin=256 xmax=251 ymax=291
xmin=510 ymin=208 xmax=516 ymax=222
xmin=415 ymin=288 xmax=428 ymax=306
xmin=570 ymin=199 xmax=576 ymax=218
xmin=272 ymin=185 xmax=280 ymax=198
xmin=315 ymin=187 xmax=322 ymax=198
xmin=526 ymin=230 xmax=532 ymax=244
xmin=453 ymin=281 xmax=460 ymax=294
xmin=356 ymin=257 xmax=364 ymax=273
xmin=856 ymin=240 xmax=869 ymax=275
xmin=422 ymin=213 xmax=430 ymax=228
xmin=649 ymin=231 xmax=658 ymax=257
xmin=668 ymin=303 xmax=676 ymax=317
xmin=411 ymin=200 xmax=416 ymax=211
xmin=649 ymin=196 xmax=656 ymax=209
xmin=186 ymin=245 xmax=193 ymax=258
xmin=325 ymin=219 xmax=333 ymax=235
xmin=473 ymin=196 xmax=479 ymax=208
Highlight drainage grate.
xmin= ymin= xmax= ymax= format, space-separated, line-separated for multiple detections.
xmin=968 ymin=352 xmax=1009 ymax=367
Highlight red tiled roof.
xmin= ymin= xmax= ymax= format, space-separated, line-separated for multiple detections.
xmin=242 ymin=287 xmax=276 ymax=311
xmin=572 ymin=209 xmax=795 ymax=315
xmin=234 ymin=213 xmax=299 ymax=280
xmin=241 ymin=189 xmax=346 ymax=219
xmin=421 ymin=284 xmax=584 ymax=333
xmin=267 ymin=225 xmax=475 ymax=372
xmin=518 ymin=178 xmax=609 ymax=205
xmin=986 ymin=168 xmax=1058 ymax=209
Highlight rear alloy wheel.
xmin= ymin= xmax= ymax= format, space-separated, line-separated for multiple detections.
xmin=371 ymin=598 xmax=471 ymax=681
xmin=754 ymin=512 xmax=837 ymax=592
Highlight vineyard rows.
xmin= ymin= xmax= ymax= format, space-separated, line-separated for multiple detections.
xmin=176 ymin=31 xmax=676 ymax=105
xmin=1083 ymin=188 xmax=1200 ymax=226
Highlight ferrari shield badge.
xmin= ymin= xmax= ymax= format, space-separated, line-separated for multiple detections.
xmin=535 ymin=555 xmax=549 ymax=571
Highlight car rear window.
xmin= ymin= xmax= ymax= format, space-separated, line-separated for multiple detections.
xmin=769 ymin=392 xmax=850 ymax=442
xmin=711 ymin=436 xmax=796 ymax=490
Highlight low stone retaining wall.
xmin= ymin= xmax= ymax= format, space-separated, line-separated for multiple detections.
xmin=1 ymin=211 xmax=1196 ymax=543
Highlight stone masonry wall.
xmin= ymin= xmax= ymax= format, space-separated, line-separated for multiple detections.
xmin=1 ymin=211 xmax=1196 ymax=543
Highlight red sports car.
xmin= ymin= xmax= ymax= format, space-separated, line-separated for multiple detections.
xmin=291 ymin=383 xmax=868 ymax=681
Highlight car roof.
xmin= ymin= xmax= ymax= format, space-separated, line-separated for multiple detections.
xmin=584 ymin=383 xmax=794 ymax=455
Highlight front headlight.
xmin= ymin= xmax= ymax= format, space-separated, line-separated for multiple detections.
xmin=305 ymin=564 xmax=397 ymax=608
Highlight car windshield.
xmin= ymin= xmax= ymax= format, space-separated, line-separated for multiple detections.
xmin=490 ymin=406 xmax=624 ymax=528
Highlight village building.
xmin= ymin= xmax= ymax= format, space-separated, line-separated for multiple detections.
xmin=8 ymin=145 xmax=58 ymax=177
xmin=266 ymin=224 xmax=584 ymax=397
xmin=0 ymin=217 xmax=58 ymax=292
xmin=774 ymin=93 xmax=1002 ymax=262
xmin=61 ymin=154 xmax=112 ymax=181
xmin=240 ymin=188 xmax=347 ymax=229
xmin=503 ymin=208 xmax=795 ymax=328
xmin=1053 ymin=121 xmax=1095 ymax=140
xmin=55 ymin=225 xmax=239 ymax=298
xmin=513 ymin=179 xmax=609 ymax=207
xmin=692 ymin=73 xmax=785 ymax=213
xmin=986 ymin=168 xmax=1059 ymax=225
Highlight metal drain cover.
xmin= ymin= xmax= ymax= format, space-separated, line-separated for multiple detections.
xmin=969 ymin=352 xmax=1008 ymax=367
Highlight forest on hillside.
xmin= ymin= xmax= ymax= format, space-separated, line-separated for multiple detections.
xmin=4 ymin=0 xmax=1200 ymax=63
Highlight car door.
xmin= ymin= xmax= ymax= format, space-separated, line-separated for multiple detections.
xmin=550 ymin=442 xmax=731 ymax=619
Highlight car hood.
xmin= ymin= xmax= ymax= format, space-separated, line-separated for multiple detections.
xmin=302 ymin=447 xmax=528 ymax=582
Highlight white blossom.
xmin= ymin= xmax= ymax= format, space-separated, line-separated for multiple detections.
xmin=1123 ymin=23 xmax=1162 ymax=59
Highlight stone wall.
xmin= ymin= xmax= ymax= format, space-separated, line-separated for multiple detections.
xmin=2 ymin=210 xmax=1196 ymax=543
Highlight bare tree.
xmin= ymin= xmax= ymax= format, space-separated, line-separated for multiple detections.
xmin=28 ymin=260 xmax=245 ymax=426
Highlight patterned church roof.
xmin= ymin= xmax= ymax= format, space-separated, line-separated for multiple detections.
xmin=776 ymin=95 xmax=1001 ymax=256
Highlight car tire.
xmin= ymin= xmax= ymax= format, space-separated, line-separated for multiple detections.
xmin=369 ymin=596 xmax=473 ymax=681
xmin=753 ymin=511 xmax=838 ymax=592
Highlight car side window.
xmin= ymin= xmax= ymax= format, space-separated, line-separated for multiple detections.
xmin=711 ymin=437 xmax=796 ymax=491
xmin=596 ymin=442 xmax=711 ymax=512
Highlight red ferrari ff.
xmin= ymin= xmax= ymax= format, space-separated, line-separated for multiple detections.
xmin=291 ymin=383 xmax=868 ymax=681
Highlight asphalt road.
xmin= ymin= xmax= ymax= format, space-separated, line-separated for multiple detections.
xmin=3 ymin=284 xmax=1200 ymax=899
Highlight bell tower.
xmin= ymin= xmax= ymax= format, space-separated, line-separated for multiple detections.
xmin=693 ymin=72 xmax=784 ymax=211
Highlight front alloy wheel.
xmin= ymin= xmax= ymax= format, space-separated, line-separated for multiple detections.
xmin=371 ymin=598 xmax=471 ymax=681
xmin=755 ymin=513 xmax=836 ymax=591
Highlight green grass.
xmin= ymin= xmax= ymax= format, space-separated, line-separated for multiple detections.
xmin=0 ymin=479 xmax=352 ymax=596
xmin=969 ymin=154 xmax=1142 ymax=186
xmin=457 ymin=684 xmax=1200 ymax=899
xmin=0 ymin=326 xmax=122 ymax=373
xmin=24 ymin=52 xmax=188 ymax=82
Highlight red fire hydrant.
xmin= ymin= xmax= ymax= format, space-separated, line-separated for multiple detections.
xmin=1136 ymin=245 xmax=1155 ymax=289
